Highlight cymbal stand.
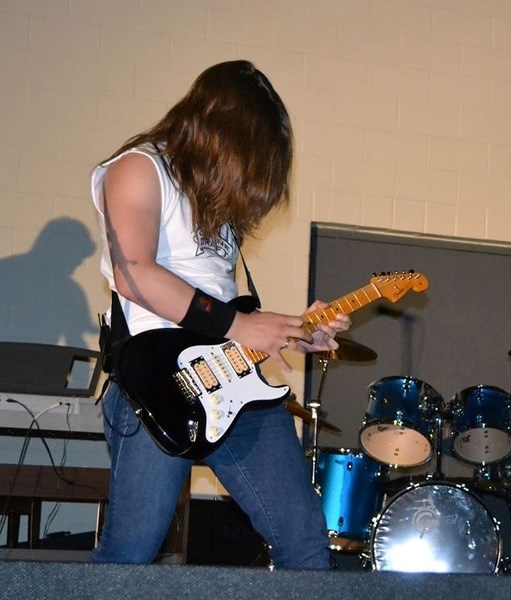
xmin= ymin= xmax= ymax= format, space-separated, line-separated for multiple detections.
xmin=432 ymin=412 xmax=445 ymax=480
xmin=309 ymin=355 xmax=330 ymax=489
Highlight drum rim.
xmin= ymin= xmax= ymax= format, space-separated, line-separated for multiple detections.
xmin=318 ymin=446 xmax=378 ymax=458
xmin=450 ymin=383 xmax=511 ymax=401
xmin=327 ymin=534 xmax=368 ymax=554
xmin=359 ymin=420 xmax=434 ymax=468
xmin=360 ymin=417 xmax=435 ymax=436
xmin=452 ymin=434 xmax=511 ymax=466
xmin=369 ymin=479 xmax=502 ymax=574
xmin=367 ymin=374 xmax=443 ymax=399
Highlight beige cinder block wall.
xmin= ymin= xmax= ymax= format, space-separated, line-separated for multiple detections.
xmin=1 ymin=0 xmax=511 ymax=403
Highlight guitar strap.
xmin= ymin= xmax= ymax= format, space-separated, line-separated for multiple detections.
xmin=98 ymin=290 xmax=131 ymax=377
xmin=228 ymin=224 xmax=262 ymax=313
xmin=95 ymin=290 xmax=131 ymax=403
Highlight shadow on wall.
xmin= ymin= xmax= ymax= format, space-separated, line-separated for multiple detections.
xmin=0 ymin=217 xmax=99 ymax=347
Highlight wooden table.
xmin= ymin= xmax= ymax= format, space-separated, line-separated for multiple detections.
xmin=0 ymin=463 xmax=190 ymax=563
xmin=0 ymin=464 xmax=110 ymax=549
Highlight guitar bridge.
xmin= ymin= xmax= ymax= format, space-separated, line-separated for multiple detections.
xmin=173 ymin=369 xmax=201 ymax=401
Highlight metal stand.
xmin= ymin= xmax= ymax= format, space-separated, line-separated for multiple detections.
xmin=432 ymin=413 xmax=445 ymax=480
xmin=308 ymin=356 xmax=330 ymax=489
xmin=304 ymin=337 xmax=376 ymax=491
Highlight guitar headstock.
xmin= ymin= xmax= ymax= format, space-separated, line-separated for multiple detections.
xmin=371 ymin=271 xmax=429 ymax=303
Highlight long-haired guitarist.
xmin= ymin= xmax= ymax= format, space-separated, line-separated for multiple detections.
xmin=91 ymin=60 xmax=350 ymax=569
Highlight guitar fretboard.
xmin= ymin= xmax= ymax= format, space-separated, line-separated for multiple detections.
xmin=302 ymin=283 xmax=382 ymax=333
xmin=243 ymin=283 xmax=382 ymax=364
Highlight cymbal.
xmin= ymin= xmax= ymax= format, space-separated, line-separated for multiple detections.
xmin=284 ymin=397 xmax=341 ymax=433
xmin=315 ymin=336 xmax=377 ymax=362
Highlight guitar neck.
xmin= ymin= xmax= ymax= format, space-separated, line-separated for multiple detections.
xmin=243 ymin=283 xmax=382 ymax=365
xmin=301 ymin=283 xmax=382 ymax=333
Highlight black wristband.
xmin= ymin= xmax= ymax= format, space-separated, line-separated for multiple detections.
xmin=179 ymin=288 xmax=237 ymax=339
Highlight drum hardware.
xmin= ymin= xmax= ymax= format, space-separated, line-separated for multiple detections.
xmin=431 ymin=412 xmax=445 ymax=479
xmin=265 ymin=544 xmax=274 ymax=572
xmin=308 ymin=349 xmax=337 ymax=488
xmin=500 ymin=555 xmax=511 ymax=575
xmin=284 ymin=396 xmax=341 ymax=433
xmin=314 ymin=336 xmax=377 ymax=363
xmin=309 ymin=354 xmax=329 ymax=488
xmin=309 ymin=337 xmax=377 ymax=488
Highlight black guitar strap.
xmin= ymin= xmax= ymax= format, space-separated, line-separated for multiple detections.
xmin=228 ymin=223 xmax=261 ymax=312
xmin=95 ymin=290 xmax=131 ymax=404
xmin=98 ymin=290 xmax=131 ymax=376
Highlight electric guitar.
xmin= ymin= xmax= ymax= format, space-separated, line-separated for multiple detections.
xmin=116 ymin=271 xmax=429 ymax=459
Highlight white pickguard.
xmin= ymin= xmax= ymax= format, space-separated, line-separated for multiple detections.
xmin=178 ymin=340 xmax=289 ymax=444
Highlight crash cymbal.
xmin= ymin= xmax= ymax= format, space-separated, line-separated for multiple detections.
xmin=284 ymin=397 xmax=341 ymax=433
xmin=315 ymin=336 xmax=377 ymax=362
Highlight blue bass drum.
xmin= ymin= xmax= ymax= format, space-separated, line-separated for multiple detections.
xmin=316 ymin=448 xmax=384 ymax=552
xmin=359 ymin=376 xmax=444 ymax=468
xmin=450 ymin=385 xmax=511 ymax=465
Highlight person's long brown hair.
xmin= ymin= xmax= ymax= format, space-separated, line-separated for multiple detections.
xmin=103 ymin=60 xmax=293 ymax=242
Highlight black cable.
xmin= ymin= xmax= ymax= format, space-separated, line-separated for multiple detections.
xmin=0 ymin=398 xmax=61 ymax=542
xmin=42 ymin=402 xmax=73 ymax=539
xmin=8 ymin=398 xmax=111 ymax=489
xmin=0 ymin=398 xmax=110 ymax=542
xmin=0 ymin=399 xmax=39 ymax=541
xmin=4 ymin=398 xmax=76 ymax=484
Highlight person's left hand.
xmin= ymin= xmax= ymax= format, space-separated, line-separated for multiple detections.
xmin=286 ymin=300 xmax=351 ymax=354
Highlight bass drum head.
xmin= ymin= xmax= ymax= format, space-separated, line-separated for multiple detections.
xmin=371 ymin=482 xmax=500 ymax=574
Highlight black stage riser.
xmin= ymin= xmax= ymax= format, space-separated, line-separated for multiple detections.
xmin=2 ymin=562 xmax=511 ymax=600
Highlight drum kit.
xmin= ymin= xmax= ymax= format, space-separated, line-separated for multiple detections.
xmin=288 ymin=336 xmax=511 ymax=575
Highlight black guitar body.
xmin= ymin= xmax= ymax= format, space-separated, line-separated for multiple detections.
xmin=116 ymin=328 xmax=288 ymax=459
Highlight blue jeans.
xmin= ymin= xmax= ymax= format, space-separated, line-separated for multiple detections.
xmin=91 ymin=382 xmax=330 ymax=569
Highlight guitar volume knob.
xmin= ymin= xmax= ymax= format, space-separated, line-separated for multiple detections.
xmin=209 ymin=425 xmax=222 ymax=439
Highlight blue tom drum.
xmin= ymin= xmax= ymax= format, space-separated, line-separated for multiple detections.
xmin=450 ymin=385 xmax=511 ymax=465
xmin=316 ymin=448 xmax=384 ymax=552
xmin=359 ymin=376 xmax=444 ymax=468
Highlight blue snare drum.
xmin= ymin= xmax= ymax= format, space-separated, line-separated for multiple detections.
xmin=450 ymin=385 xmax=511 ymax=465
xmin=359 ymin=376 xmax=444 ymax=468
xmin=316 ymin=448 xmax=383 ymax=551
